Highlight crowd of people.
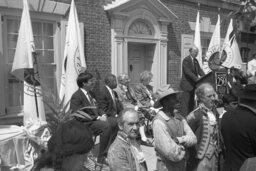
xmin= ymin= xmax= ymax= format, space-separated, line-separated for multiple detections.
xmin=34 ymin=47 xmax=256 ymax=171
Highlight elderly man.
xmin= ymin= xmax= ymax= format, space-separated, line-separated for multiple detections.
xmin=108 ymin=108 xmax=148 ymax=171
xmin=221 ymin=84 xmax=256 ymax=171
xmin=186 ymin=83 xmax=220 ymax=171
xmin=152 ymin=85 xmax=197 ymax=171
xmin=180 ymin=46 xmax=205 ymax=116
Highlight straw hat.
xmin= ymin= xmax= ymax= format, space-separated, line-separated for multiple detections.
xmin=154 ymin=84 xmax=182 ymax=108
xmin=237 ymin=84 xmax=256 ymax=100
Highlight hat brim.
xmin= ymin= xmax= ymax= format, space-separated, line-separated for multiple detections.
xmin=237 ymin=91 xmax=256 ymax=100
xmin=154 ymin=90 xmax=182 ymax=108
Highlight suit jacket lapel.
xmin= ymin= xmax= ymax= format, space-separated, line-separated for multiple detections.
xmin=188 ymin=56 xmax=197 ymax=75
xmin=105 ymin=86 xmax=116 ymax=110
xmin=78 ymin=89 xmax=91 ymax=106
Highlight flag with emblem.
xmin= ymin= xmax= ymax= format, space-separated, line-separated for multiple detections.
xmin=194 ymin=11 xmax=203 ymax=68
xmin=203 ymin=15 xmax=221 ymax=73
xmin=59 ymin=0 xmax=86 ymax=108
xmin=11 ymin=0 xmax=45 ymax=125
xmin=221 ymin=19 xmax=243 ymax=69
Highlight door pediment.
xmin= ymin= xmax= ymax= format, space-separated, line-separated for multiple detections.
xmin=104 ymin=0 xmax=178 ymax=22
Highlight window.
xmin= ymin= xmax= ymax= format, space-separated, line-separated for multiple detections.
xmin=4 ymin=17 xmax=57 ymax=115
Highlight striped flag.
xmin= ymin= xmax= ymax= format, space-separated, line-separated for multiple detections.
xmin=59 ymin=0 xmax=86 ymax=108
xmin=221 ymin=19 xmax=243 ymax=69
xmin=11 ymin=0 xmax=45 ymax=125
xmin=194 ymin=11 xmax=203 ymax=68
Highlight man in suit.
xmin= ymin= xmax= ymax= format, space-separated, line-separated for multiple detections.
xmin=97 ymin=74 xmax=124 ymax=148
xmin=180 ymin=46 xmax=205 ymax=116
xmin=70 ymin=71 xmax=111 ymax=165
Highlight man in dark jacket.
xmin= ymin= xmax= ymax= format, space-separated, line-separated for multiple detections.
xmin=70 ymin=71 xmax=112 ymax=165
xmin=221 ymin=84 xmax=256 ymax=171
xmin=97 ymin=74 xmax=124 ymax=153
xmin=180 ymin=46 xmax=205 ymax=116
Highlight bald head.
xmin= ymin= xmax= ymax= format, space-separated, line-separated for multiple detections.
xmin=189 ymin=46 xmax=199 ymax=58
xmin=196 ymin=83 xmax=217 ymax=109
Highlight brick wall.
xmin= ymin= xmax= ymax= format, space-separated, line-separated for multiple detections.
xmin=55 ymin=0 xmax=233 ymax=90
xmin=54 ymin=0 xmax=112 ymax=92
xmin=162 ymin=0 xmax=230 ymax=89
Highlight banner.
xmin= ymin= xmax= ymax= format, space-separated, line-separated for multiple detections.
xmin=194 ymin=11 xmax=203 ymax=68
xmin=11 ymin=0 xmax=45 ymax=125
xmin=221 ymin=19 xmax=243 ymax=69
xmin=203 ymin=15 xmax=221 ymax=74
xmin=59 ymin=0 xmax=86 ymax=108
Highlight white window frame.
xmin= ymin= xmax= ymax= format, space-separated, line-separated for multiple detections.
xmin=0 ymin=10 xmax=68 ymax=118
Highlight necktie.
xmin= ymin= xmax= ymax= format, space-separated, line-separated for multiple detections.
xmin=193 ymin=58 xmax=198 ymax=75
xmin=110 ymin=89 xmax=116 ymax=105
xmin=87 ymin=93 xmax=94 ymax=105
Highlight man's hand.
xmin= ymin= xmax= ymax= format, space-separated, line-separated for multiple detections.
xmin=99 ymin=114 xmax=107 ymax=121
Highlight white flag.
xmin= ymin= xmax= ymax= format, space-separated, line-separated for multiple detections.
xmin=194 ymin=11 xmax=203 ymax=68
xmin=59 ymin=0 xmax=86 ymax=108
xmin=11 ymin=0 xmax=45 ymax=125
xmin=203 ymin=15 xmax=221 ymax=74
xmin=221 ymin=19 xmax=243 ymax=69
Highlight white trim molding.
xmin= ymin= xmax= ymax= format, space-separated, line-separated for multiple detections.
xmin=105 ymin=0 xmax=177 ymax=90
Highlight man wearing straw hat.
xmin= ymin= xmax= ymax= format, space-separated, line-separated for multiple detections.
xmin=221 ymin=84 xmax=256 ymax=171
xmin=152 ymin=85 xmax=197 ymax=171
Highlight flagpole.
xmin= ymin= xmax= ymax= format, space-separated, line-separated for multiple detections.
xmin=32 ymin=51 xmax=40 ymax=118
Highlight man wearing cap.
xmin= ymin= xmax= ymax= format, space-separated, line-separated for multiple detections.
xmin=186 ymin=83 xmax=221 ymax=171
xmin=221 ymin=84 xmax=256 ymax=171
xmin=152 ymin=85 xmax=197 ymax=171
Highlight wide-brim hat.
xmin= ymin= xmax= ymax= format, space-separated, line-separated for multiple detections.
xmin=237 ymin=84 xmax=256 ymax=100
xmin=154 ymin=84 xmax=182 ymax=108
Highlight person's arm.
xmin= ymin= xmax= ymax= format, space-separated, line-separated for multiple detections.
xmin=70 ymin=94 xmax=82 ymax=112
xmin=186 ymin=111 xmax=199 ymax=133
xmin=97 ymin=93 xmax=110 ymax=116
xmin=176 ymin=119 xmax=197 ymax=147
xmin=183 ymin=59 xmax=199 ymax=83
xmin=134 ymin=85 xmax=151 ymax=107
xmin=198 ymin=65 xmax=205 ymax=77
xmin=153 ymin=119 xmax=185 ymax=162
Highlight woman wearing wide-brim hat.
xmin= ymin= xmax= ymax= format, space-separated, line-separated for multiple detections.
xmin=152 ymin=84 xmax=197 ymax=171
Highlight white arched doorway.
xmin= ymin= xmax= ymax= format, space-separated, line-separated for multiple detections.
xmin=105 ymin=0 xmax=177 ymax=90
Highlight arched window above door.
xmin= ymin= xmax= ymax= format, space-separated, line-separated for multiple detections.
xmin=128 ymin=19 xmax=154 ymax=37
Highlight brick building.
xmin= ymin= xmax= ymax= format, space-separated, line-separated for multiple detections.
xmin=0 ymin=0 xmax=255 ymax=124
